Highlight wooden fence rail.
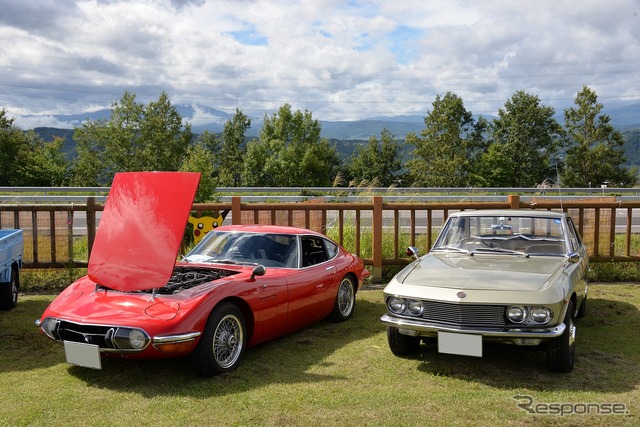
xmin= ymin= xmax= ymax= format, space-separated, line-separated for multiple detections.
xmin=1 ymin=195 xmax=639 ymax=280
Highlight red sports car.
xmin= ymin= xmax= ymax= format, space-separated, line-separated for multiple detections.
xmin=36 ymin=172 xmax=369 ymax=376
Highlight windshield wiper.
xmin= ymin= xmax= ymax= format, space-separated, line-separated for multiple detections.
xmin=474 ymin=247 xmax=528 ymax=257
xmin=432 ymin=246 xmax=473 ymax=255
xmin=211 ymin=258 xmax=241 ymax=265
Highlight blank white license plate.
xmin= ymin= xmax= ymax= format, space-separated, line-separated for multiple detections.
xmin=438 ymin=332 xmax=483 ymax=357
xmin=64 ymin=341 xmax=102 ymax=370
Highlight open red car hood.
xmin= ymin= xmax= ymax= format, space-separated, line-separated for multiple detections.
xmin=88 ymin=172 xmax=200 ymax=292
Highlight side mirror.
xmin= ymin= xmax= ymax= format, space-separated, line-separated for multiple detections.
xmin=406 ymin=246 xmax=419 ymax=260
xmin=250 ymin=264 xmax=266 ymax=281
xmin=567 ymin=252 xmax=581 ymax=264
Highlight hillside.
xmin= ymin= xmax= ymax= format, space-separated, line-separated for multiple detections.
xmin=32 ymin=117 xmax=640 ymax=166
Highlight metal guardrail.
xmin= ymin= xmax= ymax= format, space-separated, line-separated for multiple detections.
xmin=3 ymin=186 xmax=640 ymax=195
xmin=3 ymin=186 xmax=640 ymax=204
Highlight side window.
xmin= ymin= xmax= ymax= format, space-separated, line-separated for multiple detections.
xmin=301 ymin=236 xmax=328 ymax=267
xmin=325 ymin=239 xmax=338 ymax=260
xmin=566 ymin=218 xmax=582 ymax=252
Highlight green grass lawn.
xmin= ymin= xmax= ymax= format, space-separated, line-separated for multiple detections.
xmin=1 ymin=284 xmax=639 ymax=426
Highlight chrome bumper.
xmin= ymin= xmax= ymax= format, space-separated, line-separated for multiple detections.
xmin=153 ymin=331 xmax=201 ymax=344
xmin=380 ymin=314 xmax=565 ymax=339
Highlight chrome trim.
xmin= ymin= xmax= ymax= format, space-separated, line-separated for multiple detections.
xmin=380 ymin=314 xmax=566 ymax=339
xmin=153 ymin=332 xmax=201 ymax=344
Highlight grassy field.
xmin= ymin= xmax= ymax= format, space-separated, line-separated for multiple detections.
xmin=1 ymin=284 xmax=639 ymax=426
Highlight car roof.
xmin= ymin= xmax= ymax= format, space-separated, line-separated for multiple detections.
xmin=215 ymin=224 xmax=326 ymax=236
xmin=448 ymin=209 xmax=567 ymax=219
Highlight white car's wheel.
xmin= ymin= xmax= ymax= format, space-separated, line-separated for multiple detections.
xmin=190 ymin=302 xmax=246 ymax=376
xmin=546 ymin=301 xmax=575 ymax=373
xmin=387 ymin=327 xmax=420 ymax=356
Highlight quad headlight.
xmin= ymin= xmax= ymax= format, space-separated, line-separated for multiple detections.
xmin=387 ymin=297 xmax=406 ymax=314
xmin=387 ymin=297 xmax=423 ymax=316
xmin=530 ymin=307 xmax=553 ymax=323
xmin=506 ymin=306 xmax=553 ymax=325
xmin=507 ymin=306 xmax=527 ymax=323
xmin=407 ymin=299 xmax=424 ymax=316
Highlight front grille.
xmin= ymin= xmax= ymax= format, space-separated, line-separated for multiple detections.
xmin=55 ymin=320 xmax=114 ymax=348
xmin=422 ymin=300 xmax=506 ymax=327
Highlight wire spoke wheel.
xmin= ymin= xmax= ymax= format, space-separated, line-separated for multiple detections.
xmin=330 ymin=276 xmax=356 ymax=321
xmin=213 ymin=314 xmax=244 ymax=369
xmin=337 ymin=278 xmax=355 ymax=316
xmin=190 ymin=302 xmax=247 ymax=376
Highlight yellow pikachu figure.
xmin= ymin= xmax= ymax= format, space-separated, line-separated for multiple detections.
xmin=188 ymin=212 xmax=226 ymax=244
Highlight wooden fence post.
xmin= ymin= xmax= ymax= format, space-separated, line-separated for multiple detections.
xmin=372 ymin=196 xmax=383 ymax=281
xmin=231 ymin=196 xmax=242 ymax=225
xmin=509 ymin=194 xmax=520 ymax=209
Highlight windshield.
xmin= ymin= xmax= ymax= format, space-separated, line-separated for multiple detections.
xmin=185 ymin=231 xmax=298 ymax=267
xmin=433 ymin=215 xmax=568 ymax=256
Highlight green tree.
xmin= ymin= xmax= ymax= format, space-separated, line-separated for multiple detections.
xmin=0 ymin=110 xmax=26 ymax=186
xmin=72 ymin=91 xmax=192 ymax=185
xmin=348 ymin=128 xmax=403 ymax=187
xmin=15 ymin=133 xmax=69 ymax=186
xmin=406 ymin=92 xmax=488 ymax=187
xmin=180 ymin=141 xmax=216 ymax=203
xmin=243 ymin=104 xmax=339 ymax=186
xmin=562 ymin=86 xmax=636 ymax=187
xmin=217 ymin=109 xmax=250 ymax=186
xmin=475 ymin=90 xmax=563 ymax=187
xmin=1 ymin=110 xmax=69 ymax=186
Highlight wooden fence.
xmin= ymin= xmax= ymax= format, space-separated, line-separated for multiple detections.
xmin=1 ymin=195 xmax=639 ymax=279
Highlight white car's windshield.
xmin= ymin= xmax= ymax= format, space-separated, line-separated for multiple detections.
xmin=433 ymin=215 xmax=567 ymax=256
xmin=185 ymin=231 xmax=299 ymax=267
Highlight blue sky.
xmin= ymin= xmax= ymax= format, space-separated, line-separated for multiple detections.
xmin=0 ymin=0 xmax=638 ymax=128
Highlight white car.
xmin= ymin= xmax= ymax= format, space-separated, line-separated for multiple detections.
xmin=380 ymin=210 xmax=588 ymax=372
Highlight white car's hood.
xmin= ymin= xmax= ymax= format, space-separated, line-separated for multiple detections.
xmin=401 ymin=252 xmax=566 ymax=292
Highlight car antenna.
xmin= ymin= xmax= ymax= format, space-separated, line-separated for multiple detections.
xmin=556 ymin=159 xmax=563 ymax=211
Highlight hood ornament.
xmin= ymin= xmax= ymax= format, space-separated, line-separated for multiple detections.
xmin=456 ymin=291 xmax=467 ymax=298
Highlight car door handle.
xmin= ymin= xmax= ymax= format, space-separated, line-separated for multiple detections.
xmin=326 ymin=266 xmax=335 ymax=271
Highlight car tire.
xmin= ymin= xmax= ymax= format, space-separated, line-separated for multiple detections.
xmin=190 ymin=302 xmax=246 ymax=376
xmin=387 ymin=327 xmax=420 ymax=356
xmin=0 ymin=267 xmax=18 ymax=311
xmin=329 ymin=276 xmax=356 ymax=322
xmin=546 ymin=301 xmax=575 ymax=373
xmin=576 ymin=296 xmax=587 ymax=319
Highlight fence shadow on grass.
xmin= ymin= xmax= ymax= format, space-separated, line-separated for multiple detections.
xmin=414 ymin=297 xmax=640 ymax=393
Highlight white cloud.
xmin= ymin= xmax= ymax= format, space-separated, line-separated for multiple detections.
xmin=0 ymin=0 xmax=638 ymax=126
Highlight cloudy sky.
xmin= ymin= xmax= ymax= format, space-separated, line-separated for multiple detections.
xmin=1 ymin=0 xmax=639 ymax=128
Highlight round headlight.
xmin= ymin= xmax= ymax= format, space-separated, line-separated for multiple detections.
xmin=114 ymin=328 xmax=149 ymax=350
xmin=407 ymin=300 xmax=424 ymax=316
xmin=507 ymin=306 xmax=527 ymax=323
xmin=388 ymin=297 xmax=406 ymax=314
xmin=128 ymin=329 xmax=148 ymax=350
xmin=530 ymin=307 xmax=552 ymax=324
